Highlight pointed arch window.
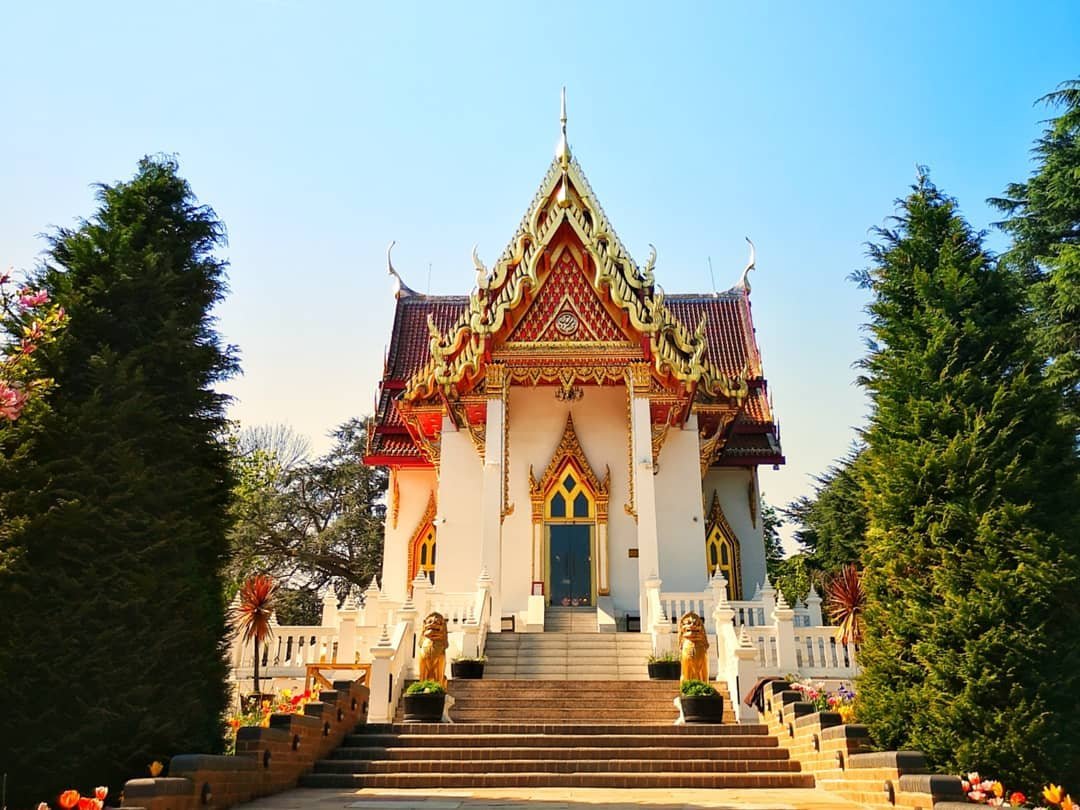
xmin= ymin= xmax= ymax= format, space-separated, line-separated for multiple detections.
xmin=407 ymin=492 xmax=438 ymax=587
xmin=705 ymin=491 xmax=741 ymax=600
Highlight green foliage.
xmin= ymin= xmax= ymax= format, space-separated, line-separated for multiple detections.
xmin=272 ymin=587 xmax=323 ymax=626
xmin=854 ymin=169 xmax=1080 ymax=785
xmin=769 ymin=552 xmax=812 ymax=605
xmin=647 ymin=652 xmax=678 ymax=663
xmin=680 ymin=680 xmax=718 ymax=697
xmin=227 ymin=418 xmax=386 ymax=600
xmin=783 ymin=446 xmax=869 ymax=578
xmin=992 ymin=78 xmax=1080 ymax=435
xmin=0 ymin=156 xmax=237 ymax=805
xmin=760 ymin=495 xmax=785 ymax=569
xmin=406 ymin=680 xmax=446 ymax=695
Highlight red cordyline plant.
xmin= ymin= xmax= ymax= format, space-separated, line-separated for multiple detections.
xmin=826 ymin=564 xmax=865 ymax=645
xmin=0 ymin=268 xmax=67 ymax=422
xmin=233 ymin=574 xmax=278 ymax=694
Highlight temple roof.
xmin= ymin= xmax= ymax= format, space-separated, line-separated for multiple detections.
xmin=364 ymin=107 xmax=781 ymax=469
xmin=366 ymin=290 xmax=781 ymax=466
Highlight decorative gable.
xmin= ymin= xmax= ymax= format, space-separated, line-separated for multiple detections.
xmin=507 ymin=248 xmax=626 ymax=344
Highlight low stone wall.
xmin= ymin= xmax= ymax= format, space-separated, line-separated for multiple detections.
xmin=761 ymin=681 xmax=966 ymax=810
xmin=122 ymin=679 xmax=369 ymax=810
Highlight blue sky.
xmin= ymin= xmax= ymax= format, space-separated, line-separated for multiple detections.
xmin=2 ymin=1 xmax=1078 ymax=546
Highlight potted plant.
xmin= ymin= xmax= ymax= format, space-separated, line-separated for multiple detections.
xmin=402 ymin=680 xmax=447 ymax=722
xmin=450 ymin=655 xmax=486 ymax=679
xmin=679 ymin=679 xmax=725 ymax=723
xmin=646 ymin=652 xmax=680 ymax=680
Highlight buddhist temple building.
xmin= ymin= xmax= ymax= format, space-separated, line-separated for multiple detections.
xmin=364 ymin=93 xmax=783 ymax=633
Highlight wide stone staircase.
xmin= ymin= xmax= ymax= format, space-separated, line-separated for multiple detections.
xmin=484 ymin=629 xmax=654 ymax=680
xmin=301 ymin=678 xmax=811 ymax=788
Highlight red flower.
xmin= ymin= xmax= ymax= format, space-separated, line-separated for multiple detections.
xmin=58 ymin=791 xmax=80 ymax=810
xmin=77 ymin=796 xmax=97 ymax=810
xmin=1010 ymin=793 xmax=1026 ymax=806
xmin=94 ymin=788 xmax=108 ymax=802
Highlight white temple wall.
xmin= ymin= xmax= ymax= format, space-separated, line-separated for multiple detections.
xmin=501 ymin=385 xmax=638 ymax=619
xmin=431 ymin=416 xmax=484 ymax=593
xmin=654 ymin=414 xmax=709 ymax=592
xmin=381 ymin=467 xmax=438 ymax=601
xmin=702 ymin=466 xmax=766 ymax=599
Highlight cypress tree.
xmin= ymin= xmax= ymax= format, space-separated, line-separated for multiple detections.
xmin=0 ymin=156 xmax=238 ymax=805
xmin=991 ymin=78 xmax=1080 ymax=436
xmin=854 ymin=171 xmax=1080 ymax=785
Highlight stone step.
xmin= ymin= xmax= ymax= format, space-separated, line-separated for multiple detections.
xmin=301 ymin=772 xmax=815 ymax=789
xmin=315 ymin=758 xmax=802 ymax=774
xmin=330 ymin=745 xmax=791 ymax=761
xmin=347 ymin=728 xmax=773 ymax=744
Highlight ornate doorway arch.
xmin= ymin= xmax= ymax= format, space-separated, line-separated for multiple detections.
xmin=407 ymin=492 xmax=438 ymax=587
xmin=705 ymin=490 xmax=741 ymax=600
xmin=529 ymin=415 xmax=611 ymax=603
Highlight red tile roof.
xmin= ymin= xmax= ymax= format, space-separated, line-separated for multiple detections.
xmin=365 ymin=290 xmax=780 ymax=466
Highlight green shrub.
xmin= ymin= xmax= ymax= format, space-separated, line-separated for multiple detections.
xmin=680 ymin=680 xmax=718 ymax=697
xmin=647 ymin=652 xmax=678 ymax=663
xmin=405 ymin=680 xmax=446 ymax=695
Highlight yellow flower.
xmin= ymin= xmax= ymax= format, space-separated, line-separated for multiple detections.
xmin=992 ymin=782 xmax=1004 ymax=798
xmin=149 ymin=761 xmax=164 ymax=778
xmin=1045 ymin=785 xmax=1065 ymax=806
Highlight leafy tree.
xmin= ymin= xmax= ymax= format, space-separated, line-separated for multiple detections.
xmin=228 ymin=418 xmax=386 ymax=601
xmin=854 ymin=170 xmax=1080 ymax=785
xmin=991 ymin=78 xmax=1080 ymax=434
xmin=769 ymin=552 xmax=812 ymax=605
xmin=783 ymin=445 xmax=869 ymax=577
xmin=0 ymin=156 xmax=238 ymax=805
xmin=761 ymin=495 xmax=785 ymax=570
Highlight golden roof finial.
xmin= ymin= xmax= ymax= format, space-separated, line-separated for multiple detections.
xmin=556 ymin=86 xmax=571 ymax=169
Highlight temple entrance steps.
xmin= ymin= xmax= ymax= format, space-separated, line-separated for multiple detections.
xmin=544 ymin=605 xmax=598 ymax=632
xmin=483 ymin=631 xmax=654 ymax=680
xmin=304 ymin=681 xmax=808 ymax=788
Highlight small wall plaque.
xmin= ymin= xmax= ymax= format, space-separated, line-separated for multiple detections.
xmin=628 ymin=548 xmax=639 ymax=558
xmin=531 ymin=581 xmax=544 ymax=596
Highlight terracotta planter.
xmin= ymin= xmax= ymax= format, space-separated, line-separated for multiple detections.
xmin=680 ymin=694 xmax=725 ymax=723
xmin=451 ymin=660 xmax=485 ymax=679
xmin=647 ymin=661 xmax=681 ymax=680
xmin=402 ymin=692 xmax=446 ymax=723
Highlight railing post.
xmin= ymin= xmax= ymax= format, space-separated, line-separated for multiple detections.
xmin=397 ymin=592 xmax=419 ymax=678
xmin=805 ymin=584 xmax=824 ymax=626
xmin=336 ymin=593 xmax=359 ymax=664
xmin=772 ymin=591 xmax=798 ymax=673
xmin=734 ymin=627 xmax=762 ymax=722
xmin=362 ymin=576 xmax=382 ymax=626
xmin=321 ymin=590 xmax=339 ymax=628
xmin=759 ymin=575 xmax=777 ymax=627
xmin=411 ymin=572 xmax=433 ymax=620
xmin=645 ymin=574 xmax=672 ymax=654
xmin=367 ymin=625 xmax=396 ymax=723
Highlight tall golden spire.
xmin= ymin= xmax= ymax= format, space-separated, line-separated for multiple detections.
xmin=556 ymin=86 xmax=571 ymax=169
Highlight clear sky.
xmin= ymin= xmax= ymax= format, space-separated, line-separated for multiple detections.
xmin=2 ymin=1 xmax=1078 ymax=547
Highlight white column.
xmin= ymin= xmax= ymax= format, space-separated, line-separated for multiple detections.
xmin=479 ymin=368 xmax=506 ymax=631
xmin=805 ymin=585 xmax=824 ymax=626
xmin=773 ymin=592 xmax=798 ymax=672
xmin=630 ymin=386 xmax=660 ymax=622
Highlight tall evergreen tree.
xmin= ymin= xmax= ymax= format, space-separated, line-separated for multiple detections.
xmin=783 ymin=445 xmax=869 ymax=577
xmin=991 ymin=78 xmax=1080 ymax=435
xmin=0 ymin=156 xmax=238 ymax=805
xmin=854 ymin=171 xmax=1080 ymax=785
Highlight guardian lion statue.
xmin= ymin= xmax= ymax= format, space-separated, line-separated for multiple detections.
xmin=679 ymin=611 xmax=710 ymax=683
xmin=418 ymin=611 xmax=449 ymax=688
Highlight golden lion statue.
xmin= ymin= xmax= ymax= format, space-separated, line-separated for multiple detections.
xmin=679 ymin=611 xmax=709 ymax=683
xmin=418 ymin=611 xmax=449 ymax=688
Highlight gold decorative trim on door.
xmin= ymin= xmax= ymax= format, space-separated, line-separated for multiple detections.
xmin=705 ymin=490 xmax=741 ymax=600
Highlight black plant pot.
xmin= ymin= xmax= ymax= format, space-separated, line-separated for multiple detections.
xmin=647 ymin=661 xmax=681 ymax=680
xmin=680 ymin=695 xmax=725 ymax=723
xmin=451 ymin=660 xmax=485 ymax=679
xmin=402 ymin=692 xmax=446 ymax=723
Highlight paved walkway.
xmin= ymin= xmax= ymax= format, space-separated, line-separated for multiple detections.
xmin=242 ymin=787 xmax=865 ymax=810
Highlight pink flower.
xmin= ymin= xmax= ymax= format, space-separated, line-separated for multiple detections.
xmin=0 ymin=382 xmax=27 ymax=420
xmin=94 ymin=787 xmax=108 ymax=802
xmin=18 ymin=289 xmax=49 ymax=309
